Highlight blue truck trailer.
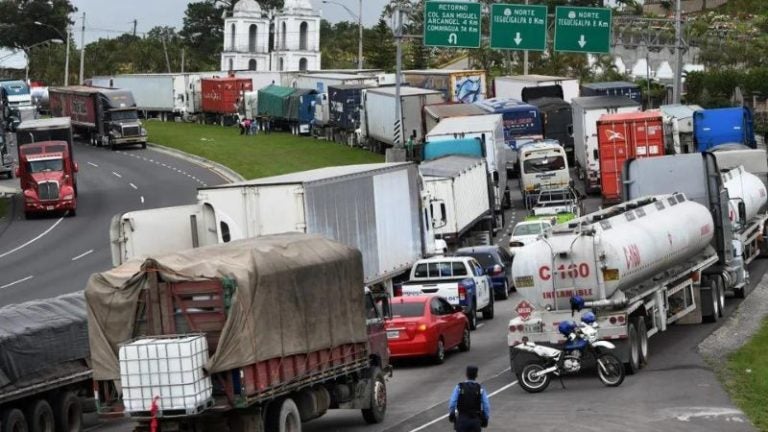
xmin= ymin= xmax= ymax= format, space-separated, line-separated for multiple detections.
xmin=474 ymin=98 xmax=543 ymax=172
xmin=580 ymin=81 xmax=642 ymax=104
xmin=693 ymin=107 xmax=756 ymax=152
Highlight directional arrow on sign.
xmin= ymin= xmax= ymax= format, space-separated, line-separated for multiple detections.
xmin=578 ymin=34 xmax=587 ymax=48
xmin=514 ymin=32 xmax=523 ymax=46
xmin=448 ymin=33 xmax=458 ymax=44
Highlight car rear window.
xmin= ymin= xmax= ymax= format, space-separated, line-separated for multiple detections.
xmin=391 ymin=302 xmax=425 ymax=318
xmin=463 ymin=253 xmax=496 ymax=267
xmin=413 ymin=262 xmax=468 ymax=278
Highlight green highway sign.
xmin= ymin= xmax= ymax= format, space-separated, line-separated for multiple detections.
xmin=424 ymin=1 xmax=482 ymax=48
xmin=554 ymin=6 xmax=612 ymax=54
xmin=490 ymin=4 xmax=547 ymax=51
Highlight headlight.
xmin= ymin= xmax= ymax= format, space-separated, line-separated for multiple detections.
xmin=62 ymin=194 xmax=74 ymax=200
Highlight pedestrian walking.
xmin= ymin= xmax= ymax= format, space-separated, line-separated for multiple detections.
xmin=448 ymin=365 xmax=490 ymax=431
xmin=265 ymin=115 xmax=272 ymax=134
xmin=243 ymin=118 xmax=252 ymax=136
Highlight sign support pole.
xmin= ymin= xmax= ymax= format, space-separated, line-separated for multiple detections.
xmin=673 ymin=0 xmax=683 ymax=104
xmin=523 ymin=0 xmax=529 ymax=75
xmin=394 ymin=2 xmax=403 ymax=149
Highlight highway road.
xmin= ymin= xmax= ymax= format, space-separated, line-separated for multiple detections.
xmin=0 ymin=139 xmax=227 ymax=306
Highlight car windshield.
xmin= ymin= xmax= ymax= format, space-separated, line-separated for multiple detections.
xmin=513 ymin=223 xmax=544 ymax=236
xmin=523 ymin=155 xmax=566 ymax=173
xmin=462 ymin=252 xmax=496 ymax=268
xmin=391 ymin=302 xmax=425 ymax=318
xmin=27 ymin=158 xmax=63 ymax=173
xmin=110 ymin=110 xmax=138 ymax=121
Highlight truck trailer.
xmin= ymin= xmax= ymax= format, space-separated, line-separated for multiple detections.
xmin=528 ymin=97 xmax=574 ymax=165
xmin=423 ymin=103 xmax=486 ymax=136
xmin=474 ymin=98 xmax=543 ymax=170
xmin=88 ymin=233 xmax=391 ymax=432
xmin=362 ymin=87 xmax=444 ymax=153
xmin=580 ymin=81 xmax=642 ymax=104
xmin=48 ymin=86 xmax=147 ymax=149
xmin=200 ymin=76 xmax=253 ymax=125
xmin=15 ymin=118 xmax=78 ymax=217
xmin=693 ymin=107 xmax=756 ymax=152
xmin=326 ymin=84 xmax=368 ymax=146
xmin=403 ymin=69 xmax=487 ymax=103
xmin=256 ymin=85 xmax=317 ymax=135
xmin=493 ymin=75 xmax=579 ymax=103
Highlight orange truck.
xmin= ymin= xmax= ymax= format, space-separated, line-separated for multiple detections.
xmin=597 ymin=111 xmax=665 ymax=204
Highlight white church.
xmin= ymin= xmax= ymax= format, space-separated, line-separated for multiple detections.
xmin=220 ymin=0 xmax=321 ymax=72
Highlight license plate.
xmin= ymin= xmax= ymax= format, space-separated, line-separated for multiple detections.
xmin=46 ymin=206 xmax=54 ymax=210
xmin=402 ymin=291 xmax=420 ymax=296
xmin=386 ymin=330 xmax=399 ymax=339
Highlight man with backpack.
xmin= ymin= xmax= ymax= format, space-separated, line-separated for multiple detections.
xmin=448 ymin=365 xmax=490 ymax=431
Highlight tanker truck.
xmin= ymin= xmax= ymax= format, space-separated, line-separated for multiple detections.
xmin=509 ymin=194 xmax=723 ymax=377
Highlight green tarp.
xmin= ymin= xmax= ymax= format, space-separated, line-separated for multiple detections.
xmin=256 ymin=85 xmax=295 ymax=119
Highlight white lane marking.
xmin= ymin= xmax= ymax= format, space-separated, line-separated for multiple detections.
xmin=409 ymin=380 xmax=518 ymax=432
xmin=112 ymin=171 xmax=122 ymax=178
xmin=129 ymin=183 xmax=138 ymax=190
xmin=140 ymin=196 xmax=145 ymax=204
xmin=476 ymin=323 xmax=484 ymax=329
xmin=0 ymin=217 xmax=64 ymax=259
xmin=0 ymin=275 xmax=34 ymax=290
xmin=87 ymin=161 xmax=99 ymax=167
xmin=71 ymin=249 xmax=94 ymax=261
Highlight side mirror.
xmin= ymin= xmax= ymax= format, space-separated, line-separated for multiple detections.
xmin=73 ymin=162 xmax=79 ymax=173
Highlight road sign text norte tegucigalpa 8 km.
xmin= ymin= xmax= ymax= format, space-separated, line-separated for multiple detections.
xmin=424 ymin=1 xmax=482 ymax=48
xmin=490 ymin=4 xmax=547 ymax=51
xmin=554 ymin=6 xmax=612 ymax=54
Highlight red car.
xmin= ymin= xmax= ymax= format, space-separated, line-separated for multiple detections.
xmin=386 ymin=295 xmax=471 ymax=363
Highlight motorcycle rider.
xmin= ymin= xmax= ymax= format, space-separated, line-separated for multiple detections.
xmin=448 ymin=365 xmax=491 ymax=431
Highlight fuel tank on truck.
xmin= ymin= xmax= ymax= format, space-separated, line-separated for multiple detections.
xmin=512 ymin=194 xmax=714 ymax=311
xmin=722 ymin=166 xmax=767 ymax=226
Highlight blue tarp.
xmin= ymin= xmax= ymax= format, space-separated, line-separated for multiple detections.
xmin=694 ymin=107 xmax=756 ymax=151
xmin=423 ymin=138 xmax=485 ymax=161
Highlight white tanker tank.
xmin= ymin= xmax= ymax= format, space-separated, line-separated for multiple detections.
xmin=722 ymin=166 xmax=767 ymax=227
xmin=512 ymin=194 xmax=715 ymax=311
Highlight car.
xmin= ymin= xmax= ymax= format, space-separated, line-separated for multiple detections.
xmin=385 ymin=295 xmax=471 ymax=364
xmin=508 ymin=219 xmax=552 ymax=256
xmin=454 ymin=245 xmax=514 ymax=300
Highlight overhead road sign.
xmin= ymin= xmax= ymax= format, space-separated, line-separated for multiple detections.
xmin=554 ymin=6 xmax=612 ymax=54
xmin=424 ymin=1 xmax=482 ymax=48
xmin=490 ymin=4 xmax=548 ymax=51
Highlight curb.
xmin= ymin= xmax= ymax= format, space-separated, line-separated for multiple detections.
xmin=147 ymin=142 xmax=246 ymax=184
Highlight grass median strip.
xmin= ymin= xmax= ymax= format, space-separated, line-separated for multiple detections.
xmin=145 ymin=121 xmax=384 ymax=179
xmin=725 ymin=317 xmax=768 ymax=430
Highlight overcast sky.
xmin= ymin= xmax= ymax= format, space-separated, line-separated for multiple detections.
xmin=71 ymin=0 xmax=390 ymax=45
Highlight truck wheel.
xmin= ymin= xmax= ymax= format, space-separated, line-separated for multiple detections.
xmin=53 ymin=391 xmax=82 ymax=432
xmin=265 ymin=398 xmax=301 ymax=432
xmin=703 ymin=280 xmax=720 ymax=323
xmin=27 ymin=400 xmax=54 ymax=432
xmin=141 ymin=142 xmax=147 ymax=149
xmin=635 ymin=317 xmax=649 ymax=366
xmin=2 ymin=408 xmax=28 ymax=432
xmin=361 ymin=367 xmax=387 ymax=424
xmin=624 ymin=322 xmax=640 ymax=375
xmin=716 ymin=276 xmax=726 ymax=318
xmin=482 ymin=295 xmax=494 ymax=320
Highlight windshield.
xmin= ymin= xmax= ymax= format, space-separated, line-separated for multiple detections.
xmin=461 ymin=252 xmax=496 ymax=268
xmin=391 ymin=302 xmax=425 ymax=318
xmin=110 ymin=110 xmax=138 ymax=121
xmin=28 ymin=158 xmax=63 ymax=173
xmin=513 ymin=223 xmax=545 ymax=236
xmin=523 ymin=155 xmax=566 ymax=173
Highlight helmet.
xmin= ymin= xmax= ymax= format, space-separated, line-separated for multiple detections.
xmin=570 ymin=295 xmax=585 ymax=312
xmin=558 ymin=320 xmax=577 ymax=337
xmin=581 ymin=311 xmax=596 ymax=325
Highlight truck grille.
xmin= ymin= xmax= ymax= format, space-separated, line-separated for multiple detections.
xmin=122 ymin=126 xmax=140 ymax=137
xmin=38 ymin=182 xmax=60 ymax=201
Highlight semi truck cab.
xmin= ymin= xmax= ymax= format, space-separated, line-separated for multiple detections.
xmin=16 ymin=141 xmax=78 ymax=217
xmin=103 ymin=106 xmax=146 ymax=148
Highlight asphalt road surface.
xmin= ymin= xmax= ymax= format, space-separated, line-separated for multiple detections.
xmin=0 ymin=138 xmax=226 ymax=306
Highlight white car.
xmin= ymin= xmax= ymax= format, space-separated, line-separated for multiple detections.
xmin=508 ymin=220 xmax=552 ymax=256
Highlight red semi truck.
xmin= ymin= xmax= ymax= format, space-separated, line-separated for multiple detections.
xmin=597 ymin=111 xmax=665 ymax=204
xmin=15 ymin=118 xmax=78 ymax=218
xmin=86 ymin=233 xmax=391 ymax=432
xmin=201 ymin=76 xmax=252 ymax=125
xmin=49 ymin=86 xmax=147 ymax=150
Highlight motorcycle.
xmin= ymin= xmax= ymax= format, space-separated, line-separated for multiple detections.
xmin=513 ymin=310 xmax=625 ymax=393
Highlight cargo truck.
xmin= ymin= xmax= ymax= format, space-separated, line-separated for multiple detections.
xmin=580 ymin=81 xmax=642 ymax=104
xmin=528 ymin=97 xmax=574 ymax=165
xmin=326 ymin=84 xmax=368 ymax=146
xmin=110 ymin=163 xmax=443 ymax=295
xmin=493 ymin=75 xmax=579 ymax=103
xmin=597 ymin=111 xmax=666 ymax=204
xmin=475 ymin=98 xmax=543 ymax=171
xmin=48 ymin=86 xmax=147 ymax=149
xmin=15 ymin=118 xmax=78 ymax=217
xmin=294 ymin=73 xmax=377 ymax=129
xmin=572 ymin=96 xmax=641 ymax=194
xmin=257 ymin=84 xmax=317 ymax=135
xmin=693 ymin=107 xmax=756 ymax=152
xmin=423 ymin=103 xmax=486 ymax=135
xmin=87 ymin=233 xmax=392 ymax=432
xmin=0 ymin=293 xmax=93 ymax=432
xmin=403 ymin=69 xmax=487 ymax=103
xmin=659 ymin=104 xmax=702 ymax=154
xmin=362 ymin=87 xmax=444 ymax=153
xmin=419 ymin=156 xmax=491 ymax=246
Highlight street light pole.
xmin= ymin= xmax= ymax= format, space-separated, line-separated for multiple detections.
xmin=322 ymin=0 xmax=363 ymax=69
xmin=673 ymin=0 xmax=683 ymax=104
xmin=24 ymin=40 xmax=64 ymax=82
xmin=33 ymin=21 xmax=70 ymax=86
xmin=79 ymin=12 xmax=86 ymax=85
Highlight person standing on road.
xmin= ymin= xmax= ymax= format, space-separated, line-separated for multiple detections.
xmin=448 ymin=365 xmax=490 ymax=431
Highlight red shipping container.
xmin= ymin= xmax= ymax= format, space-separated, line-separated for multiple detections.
xmin=597 ymin=111 xmax=666 ymax=203
xmin=201 ymin=77 xmax=253 ymax=114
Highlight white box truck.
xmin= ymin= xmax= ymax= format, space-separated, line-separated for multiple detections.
xmin=110 ymin=163 xmax=442 ymax=293
xmin=494 ymin=74 xmax=580 ymax=103
xmin=419 ymin=156 xmax=491 ymax=245
xmin=362 ymin=87 xmax=444 ymax=152
xmin=571 ymin=95 xmax=641 ymax=194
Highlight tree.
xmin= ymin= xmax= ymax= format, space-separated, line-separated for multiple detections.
xmin=180 ymin=1 xmax=227 ymax=71
xmin=364 ymin=19 xmax=396 ymax=70
xmin=0 ymin=0 xmax=75 ymax=52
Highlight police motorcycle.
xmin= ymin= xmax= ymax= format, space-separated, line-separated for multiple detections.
xmin=513 ymin=296 xmax=625 ymax=393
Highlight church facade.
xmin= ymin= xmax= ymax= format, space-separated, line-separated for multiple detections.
xmin=220 ymin=0 xmax=321 ymax=72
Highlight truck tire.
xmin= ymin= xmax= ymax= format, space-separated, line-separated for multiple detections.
xmin=624 ymin=322 xmax=640 ymax=375
xmin=635 ymin=317 xmax=649 ymax=366
xmin=2 ymin=408 xmax=27 ymax=432
xmin=702 ymin=280 xmax=720 ymax=323
xmin=141 ymin=141 xmax=147 ymax=149
xmin=53 ymin=391 xmax=82 ymax=432
xmin=716 ymin=276 xmax=726 ymax=318
xmin=361 ymin=367 xmax=387 ymax=424
xmin=27 ymin=400 xmax=54 ymax=432
xmin=265 ymin=398 xmax=301 ymax=432
xmin=482 ymin=295 xmax=494 ymax=320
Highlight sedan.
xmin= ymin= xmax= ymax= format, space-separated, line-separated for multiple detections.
xmin=508 ymin=219 xmax=552 ymax=256
xmin=454 ymin=245 xmax=514 ymax=300
xmin=386 ymin=295 xmax=471 ymax=364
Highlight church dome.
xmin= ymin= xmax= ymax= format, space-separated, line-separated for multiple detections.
xmin=233 ymin=0 xmax=263 ymax=17
xmin=282 ymin=0 xmax=315 ymax=14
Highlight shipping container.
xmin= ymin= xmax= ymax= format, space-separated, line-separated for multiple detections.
xmin=693 ymin=107 xmax=756 ymax=152
xmin=423 ymin=103 xmax=486 ymax=134
xmin=580 ymin=81 xmax=642 ymax=104
xmin=200 ymin=77 xmax=253 ymax=114
xmin=403 ymin=69 xmax=487 ymax=103
xmin=494 ymin=75 xmax=579 ymax=103
xmin=362 ymin=87 xmax=444 ymax=150
xmin=597 ymin=111 xmax=665 ymax=203
xmin=528 ymin=97 xmax=574 ymax=164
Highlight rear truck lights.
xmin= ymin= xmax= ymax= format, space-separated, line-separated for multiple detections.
xmin=458 ymin=283 xmax=467 ymax=301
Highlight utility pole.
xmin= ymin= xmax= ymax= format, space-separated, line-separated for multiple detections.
xmin=78 ymin=12 xmax=85 ymax=84
xmin=357 ymin=0 xmax=363 ymax=69
xmin=64 ymin=25 xmax=70 ymax=86
xmin=386 ymin=1 xmax=406 ymax=162
xmin=181 ymin=48 xmax=185 ymax=74
xmin=673 ymin=0 xmax=683 ymax=104
xmin=132 ymin=19 xmax=137 ymax=37
xmin=523 ymin=0 xmax=529 ymax=75
xmin=162 ymin=31 xmax=172 ymax=73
